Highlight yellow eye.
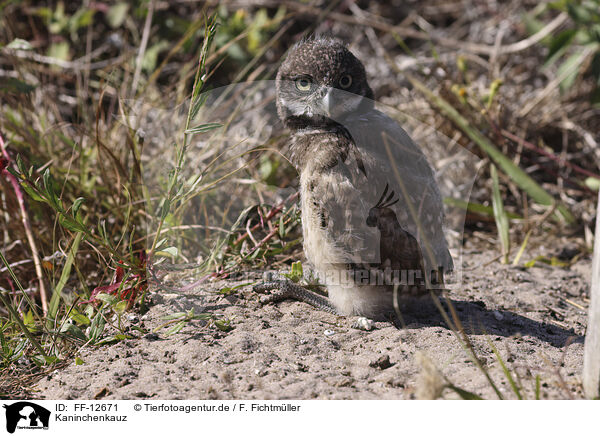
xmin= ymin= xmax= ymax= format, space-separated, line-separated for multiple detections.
xmin=295 ymin=77 xmax=312 ymax=92
xmin=339 ymin=74 xmax=352 ymax=89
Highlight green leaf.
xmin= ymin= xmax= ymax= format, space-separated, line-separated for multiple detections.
xmin=284 ymin=261 xmax=303 ymax=283
xmin=522 ymin=13 xmax=544 ymax=39
xmin=548 ymin=1 xmax=568 ymax=12
xmin=47 ymin=41 xmax=70 ymax=61
xmin=214 ymin=319 xmax=232 ymax=332
xmin=70 ymin=311 xmax=90 ymax=325
xmin=155 ymin=246 xmax=179 ymax=258
xmin=154 ymin=237 xmax=168 ymax=251
xmin=20 ymin=182 xmax=45 ymax=203
xmin=545 ymin=29 xmax=578 ymax=66
xmin=23 ymin=309 xmax=34 ymax=328
xmin=557 ymin=50 xmax=588 ymax=91
xmin=107 ymin=3 xmax=129 ymax=28
xmin=31 ymin=354 xmax=58 ymax=366
xmin=160 ymin=197 xmax=171 ymax=219
xmin=141 ymin=41 xmax=169 ymax=73
xmin=161 ymin=312 xmax=186 ymax=320
xmin=42 ymin=168 xmax=60 ymax=208
xmin=72 ymin=197 xmax=85 ymax=217
xmin=6 ymin=38 xmax=33 ymax=50
xmin=585 ymin=177 xmax=600 ymax=191
xmin=165 ymin=320 xmax=185 ymax=336
xmin=89 ymin=311 xmax=106 ymax=343
xmin=44 ymin=355 xmax=59 ymax=365
xmin=59 ymin=214 xmax=85 ymax=232
xmin=114 ymin=300 xmax=128 ymax=315
xmin=30 ymin=355 xmax=45 ymax=366
xmin=69 ymin=7 xmax=95 ymax=34
xmin=95 ymin=293 xmax=118 ymax=306
xmin=48 ymin=232 xmax=83 ymax=324
xmin=15 ymin=154 xmax=26 ymax=175
xmin=189 ymin=92 xmax=209 ymax=123
xmin=567 ymin=2 xmax=594 ymax=23
xmin=278 ymin=213 xmax=285 ymax=238
xmin=75 ymin=357 xmax=84 ymax=365
xmin=60 ymin=322 xmax=87 ymax=342
xmin=97 ymin=219 xmax=108 ymax=242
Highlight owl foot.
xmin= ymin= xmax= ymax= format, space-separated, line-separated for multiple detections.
xmin=253 ymin=279 xmax=340 ymax=315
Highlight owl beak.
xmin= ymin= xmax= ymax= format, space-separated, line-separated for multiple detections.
xmin=320 ymin=87 xmax=334 ymax=117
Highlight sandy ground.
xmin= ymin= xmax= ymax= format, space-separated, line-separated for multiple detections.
xmin=33 ymin=241 xmax=591 ymax=400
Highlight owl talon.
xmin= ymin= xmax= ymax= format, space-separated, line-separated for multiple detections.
xmin=253 ymin=279 xmax=339 ymax=315
xmin=255 ymin=282 xmax=290 ymax=304
xmin=259 ymin=293 xmax=285 ymax=305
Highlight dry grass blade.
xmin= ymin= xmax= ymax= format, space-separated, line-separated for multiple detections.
xmin=512 ymin=229 xmax=533 ymax=266
xmin=491 ymin=164 xmax=510 ymax=264
xmin=583 ymin=190 xmax=600 ymax=398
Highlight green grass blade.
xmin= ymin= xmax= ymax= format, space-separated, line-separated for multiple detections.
xmin=47 ymin=232 xmax=83 ymax=327
xmin=488 ymin=338 xmax=523 ymax=399
xmin=512 ymin=229 xmax=533 ymax=266
xmin=444 ymin=197 xmax=522 ymax=219
xmin=446 ymin=384 xmax=484 ymax=400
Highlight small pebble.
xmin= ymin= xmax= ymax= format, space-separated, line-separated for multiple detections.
xmin=324 ymin=329 xmax=336 ymax=337
xmin=493 ymin=310 xmax=504 ymax=321
xmin=369 ymin=354 xmax=393 ymax=370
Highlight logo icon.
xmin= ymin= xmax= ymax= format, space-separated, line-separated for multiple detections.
xmin=3 ymin=402 xmax=50 ymax=433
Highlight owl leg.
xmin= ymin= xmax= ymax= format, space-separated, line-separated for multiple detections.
xmin=253 ymin=279 xmax=340 ymax=315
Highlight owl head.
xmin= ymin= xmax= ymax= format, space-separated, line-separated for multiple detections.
xmin=276 ymin=37 xmax=374 ymax=129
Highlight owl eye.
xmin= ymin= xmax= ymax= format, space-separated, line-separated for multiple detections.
xmin=295 ymin=77 xmax=312 ymax=92
xmin=338 ymin=74 xmax=352 ymax=89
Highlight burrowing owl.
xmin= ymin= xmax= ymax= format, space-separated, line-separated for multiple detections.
xmin=256 ymin=37 xmax=452 ymax=319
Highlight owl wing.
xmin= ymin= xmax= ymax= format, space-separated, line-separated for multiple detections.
xmin=302 ymin=158 xmax=379 ymax=269
xmin=335 ymin=110 xmax=453 ymax=276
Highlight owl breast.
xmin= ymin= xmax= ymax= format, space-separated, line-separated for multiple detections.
xmin=296 ymin=133 xmax=394 ymax=317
